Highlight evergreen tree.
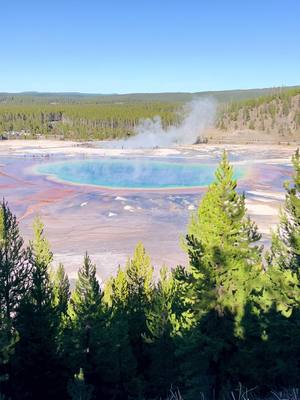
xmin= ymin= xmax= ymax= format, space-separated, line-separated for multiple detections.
xmin=104 ymin=266 xmax=128 ymax=309
xmin=103 ymin=268 xmax=138 ymax=400
xmin=104 ymin=243 xmax=154 ymax=398
xmin=145 ymin=266 xmax=179 ymax=398
xmin=68 ymin=252 xmax=105 ymax=397
xmin=181 ymin=151 xmax=263 ymax=326
xmin=255 ymin=149 xmax=300 ymax=390
xmin=12 ymin=217 xmax=62 ymax=400
xmin=269 ymin=148 xmax=300 ymax=292
xmin=0 ymin=201 xmax=31 ymax=324
xmin=146 ymin=266 xmax=178 ymax=341
xmin=267 ymin=150 xmax=300 ymax=316
xmin=52 ymin=262 xmax=70 ymax=318
xmin=176 ymin=152 xmax=263 ymax=398
xmin=0 ymin=201 xmax=31 ymax=395
xmin=69 ymin=252 xmax=102 ymax=332
xmin=0 ymin=315 xmax=16 ymax=394
xmin=126 ymin=242 xmax=153 ymax=305
xmin=51 ymin=262 xmax=71 ymax=391
xmin=239 ymin=303 xmax=300 ymax=391
xmin=124 ymin=243 xmax=154 ymax=397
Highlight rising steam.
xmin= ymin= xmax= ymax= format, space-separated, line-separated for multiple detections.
xmin=104 ymin=98 xmax=216 ymax=149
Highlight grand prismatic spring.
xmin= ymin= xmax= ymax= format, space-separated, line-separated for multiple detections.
xmin=0 ymin=142 xmax=295 ymax=280
xmin=36 ymin=158 xmax=245 ymax=189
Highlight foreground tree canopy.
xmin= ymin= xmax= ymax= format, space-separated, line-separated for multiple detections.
xmin=0 ymin=151 xmax=300 ymax=400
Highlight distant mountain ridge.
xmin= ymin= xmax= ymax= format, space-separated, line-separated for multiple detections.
xmin=1 ymin=85 xmax=300 ymax=104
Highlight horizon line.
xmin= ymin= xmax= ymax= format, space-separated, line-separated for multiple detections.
xmin=1 ymin=84 xmax=300 ymax=96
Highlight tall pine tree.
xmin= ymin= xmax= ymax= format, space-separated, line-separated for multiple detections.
xmin=104 ymin=243 xmax=154 ymax=399
xmin=69 ymin=252 xmax=102 ymax=328
xmin=270 ymin=149 xmax=300 ymax=273
xmin=104 ymin=267 xmax=137 ymax=399
xmin=145 ymin=266 xmax=180 ymax=398
xmin=0 ymin=201 xmax=31 ymax=325
xmin=12 ymin=217 xmax=62 ymax=400
xmin=0 ymin=201 xmax=31 ymax=395
xmin=256 ymin=149 xmax=300 ymax=390
xmin=176 ymin=152 xmax=263 ymax=398
xmin=124 ymin=243 xmax=154 ymax=397
xmin=180 ymin=151 xmax=263 ymax=326
xmin=68 ymin=252 xmax=105 ymax=398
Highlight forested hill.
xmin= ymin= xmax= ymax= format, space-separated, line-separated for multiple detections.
xmin=216 ymin=87 xmax=300 ymax=140
xmin=0 ymin=86 xmax=299 ymax=141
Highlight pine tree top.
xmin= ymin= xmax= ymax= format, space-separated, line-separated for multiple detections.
xmin=125 ymin=242 xmax=153 ymax=300
xmin=31 ymin=216 xmax=53 ymax=270
xmin=69 ymin=252 xmax=103 ymax=323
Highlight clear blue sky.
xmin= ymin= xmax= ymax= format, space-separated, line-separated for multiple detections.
xmin=1 ymin=0 xmax=299 ymax=93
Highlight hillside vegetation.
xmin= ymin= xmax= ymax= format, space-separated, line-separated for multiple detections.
xmin=0 ymin=86 xmax=300 ymax=141
xmin=216 ymin=87 xmax=300 ymax=141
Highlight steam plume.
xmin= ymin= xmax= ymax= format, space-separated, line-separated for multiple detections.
xmin=104 ymin=98 xmax=216 ymax=149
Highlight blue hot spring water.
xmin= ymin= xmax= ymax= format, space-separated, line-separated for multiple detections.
xmin=37 ymin=158 xmax=245 ymax=189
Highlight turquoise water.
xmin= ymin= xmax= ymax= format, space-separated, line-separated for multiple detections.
xmin=37 ymin=158 xmax=245 ymax=189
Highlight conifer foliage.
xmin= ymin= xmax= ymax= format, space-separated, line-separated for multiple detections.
xmin=270 ymin=149 xmax=300 ymax=279
xmin=184 ymin=151 xmax=262 ymax=321
xmin=11 ymin=217 xmax=62 ymax=400
xmin=0 ymin=201 xmax=31 ymax=395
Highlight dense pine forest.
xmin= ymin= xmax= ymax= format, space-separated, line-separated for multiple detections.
xmin=0 ymin=103 xmax=180 ymax=140
xmin=0 ymin=151 xmax=300 ymax=400
xmin=0 ymin=86 xmax=299 ymax=141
